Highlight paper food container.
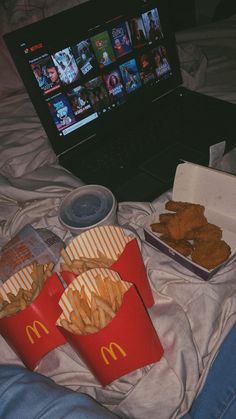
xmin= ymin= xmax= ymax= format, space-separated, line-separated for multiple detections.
xmin=0 ymin=266 xmax=66 ymax=369
xmin=57 ymin=268 xmax=163 ymax=386
xmin=60 ymin=225 xmax=154 ymax=308
xmin=143 ymin=162 xmax=236 ymax=280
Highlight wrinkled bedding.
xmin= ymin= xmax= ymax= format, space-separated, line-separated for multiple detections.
xmin=0 ymin=2 xmax=236 ymax=418
xmin=176 ymin=15 xmax=236 ymax=104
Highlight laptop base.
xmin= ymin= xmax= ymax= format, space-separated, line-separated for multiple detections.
xmin=60 ymin=87 xmax=236 ymax=201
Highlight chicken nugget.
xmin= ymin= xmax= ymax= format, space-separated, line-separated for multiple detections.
xmin=159 ymin=235 xmax=193 ymax=257
xmin=191 ymin=240 xmax=231 ymax=270
xmin=185 ymin=223 xmax=222 ymax=241
xmin=165 ymin=200 xmax=205 ymax=213
xmin=159 ymin=213 xmax=175 ymax=223
xmin=167 ymin=206 xmax=208 ymax=240
xmin=150 ymin=222 xmax=169 ymax=235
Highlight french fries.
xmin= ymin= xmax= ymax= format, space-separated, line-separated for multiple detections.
xmin=0 ymin=261 xmax=54 ymax=319
xmin=59 ymin=273 xmax=129 ymax=335
xmin=60 ymin=247 xmax=117 ymax=276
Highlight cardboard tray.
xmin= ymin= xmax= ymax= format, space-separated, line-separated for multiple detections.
xmin=143 ymin=162 xmax=236 ymax=280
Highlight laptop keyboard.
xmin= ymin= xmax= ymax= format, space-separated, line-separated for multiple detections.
xmin=76 ymin=115 xmax=167 ymax=178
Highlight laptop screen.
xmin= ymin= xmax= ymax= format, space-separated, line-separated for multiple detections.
xmin=4 ymin=0 xmax=182 ymax=156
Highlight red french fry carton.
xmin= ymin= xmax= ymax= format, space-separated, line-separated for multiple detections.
xmin=60 ymin=225 xmax=154 ymax=307
xmin=57 ymin=268 xmax=163 ymax=386
xmin=0 ymin=266 xmax=66 ymax=370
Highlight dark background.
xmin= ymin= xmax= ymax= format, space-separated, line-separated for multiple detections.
xmin=170 ymin=0 xmax=236 ymax=32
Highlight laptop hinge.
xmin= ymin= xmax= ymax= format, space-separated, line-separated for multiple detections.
xmin=57 ymin=134 xmax=96 ymax=158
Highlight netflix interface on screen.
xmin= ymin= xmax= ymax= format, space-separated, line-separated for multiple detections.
xmin=23 ymin=6 xmax=172 ymax=137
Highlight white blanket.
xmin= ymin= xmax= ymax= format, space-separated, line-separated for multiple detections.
xmin=176 ymin=15 xmax=236 ymax=104
xmin=0 ymin=92 xmax=85 ymax=246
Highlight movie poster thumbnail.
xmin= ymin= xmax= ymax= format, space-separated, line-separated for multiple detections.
xmin=142 ymin=8 xmax=163 ymax=43
xmin=110 ymin=22 xmax=132 ymax=58
xmin=51 ymin=47 xmax=80 ymax=85
xmin=67 ymin=85 xmax=92 ymax=118
xmin=151 ymin=45 xmax=171 ymax=79
xmin=84 ymin=76 xmax=111 ymax=114
xmin=128 ymin=16 xmax=147 ymax=48
xmin=119 ymin=58 xmax=142 ymax=94
xmin=137 ymin=51 xmax=156 ymax=85
xmin=72 ymin=39 xmax=97 ymax=76
xmin=30 ymin=54 xmax=61 ymax=94
xmin=47 ymin=93 xmax=76 ymax=131
xmin=103 ymin=70 xmax=126 ymax=107
xmin=90 ymin=31 xmax=116 ymax=68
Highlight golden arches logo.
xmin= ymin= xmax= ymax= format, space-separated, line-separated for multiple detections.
xmin=25 ymin=320 xmax=49 ymax=344
xmin=100 ymin=342 xmax=127 ymax=365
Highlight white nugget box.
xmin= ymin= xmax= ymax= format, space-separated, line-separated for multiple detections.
xmin=143 ymin=162 xmax=236 ymax=280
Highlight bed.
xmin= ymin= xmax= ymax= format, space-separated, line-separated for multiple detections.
xmin=0 ymin=1 xmax=236 ymax=418
xmin=176 ymin=13 xmax=236 ymax=105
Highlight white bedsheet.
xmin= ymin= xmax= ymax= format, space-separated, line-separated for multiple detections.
xmin=176 ymin=15 xmax=236 ymax=104
xmin=0 ymin=92 xmax=85 ymax=246
xmin=0 ymin=5 xmax=236 ymax=418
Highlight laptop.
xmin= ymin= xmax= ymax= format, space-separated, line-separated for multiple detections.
xmin=3 ymin=0 xmax=236 ymax=201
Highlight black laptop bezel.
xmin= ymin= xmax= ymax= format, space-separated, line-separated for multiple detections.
xmin=3 ymin=0 xmax=182 ymax=156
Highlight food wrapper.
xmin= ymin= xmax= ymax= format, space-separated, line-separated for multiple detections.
xmin=60 ymin=225 xmax=154 ymax=307
xmin=0 ymin=224 xmax=64 ymax=284
xmin=57 ymin=268 xmax=163 ymax=386
xmin=0 ymin=266 xmax=66 ymax=369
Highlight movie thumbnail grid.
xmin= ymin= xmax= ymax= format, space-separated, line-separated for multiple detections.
xmin=29 ymin=8 xmax=172 ymax=132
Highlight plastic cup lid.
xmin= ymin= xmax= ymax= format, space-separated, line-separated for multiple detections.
xmin=59 ymin=185 xmax=116 ymax=228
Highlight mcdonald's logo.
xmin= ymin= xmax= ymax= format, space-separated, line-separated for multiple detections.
xmin=25 ymin=320 xmax=49 ymax=344
xmin=100 ymin=342 xmax=127 ymax=365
